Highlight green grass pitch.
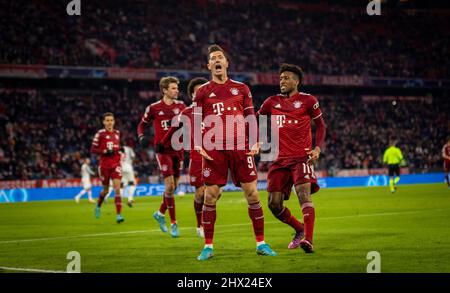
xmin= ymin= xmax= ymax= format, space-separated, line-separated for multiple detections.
xmin=0 ymin=183 xmax=449 ymax=273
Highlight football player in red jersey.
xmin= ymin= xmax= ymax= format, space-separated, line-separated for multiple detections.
xmin=193 ymin=45 xmax=277 ymax=260
xmin=160 ymin=77 xmax=210 ymax=238
xmin=137 ymin=76 xmax=186 ymax=237
xmin=257 ymin=63 xmax=327 ymax=253
xmin=442 ymin=138 xmax=450 ymax=188
xmin=91 ymin=112 xmax=124 ymax=223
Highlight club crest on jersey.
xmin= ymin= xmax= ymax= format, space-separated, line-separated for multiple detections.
xmin=173 ymin=108 xmax=180 ymax=115
xmin=115 ymin=135 xmax=119 ymax=140
xmin=161 ymin=164 xmax=168 ymax=172
xmin=158 ymin=111 xmax=164 ymax=115
xmin=294 ymin=101 xmax=302 ymax=109
xmin=230 ymin=88 xmax=239 ymax=96
xmin=202 ymin=168 xmax=211 ymax=178
xmin=191 ymin=176 xmax=196 ymax=182
xmin=106 ymin=135 xmax=110 ymax=139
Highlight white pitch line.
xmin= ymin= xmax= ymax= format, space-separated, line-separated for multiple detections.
xmin=0 ymin=209 xmax=445 ymax=245
xmin=0 ymin=266 xmax=66 ymax=273
xmin=0 ymin=221 xmax=269 ymax=244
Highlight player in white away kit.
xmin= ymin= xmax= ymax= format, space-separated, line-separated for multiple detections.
xmin=74 ymin=158 xmax=96 ymax=203
xmin=121 ymin=145 xmax=137 ymax=207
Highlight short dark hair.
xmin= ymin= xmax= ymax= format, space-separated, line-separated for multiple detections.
xmin=159 ymin=76 xmax=180 ymax=95
xmin=279 ymin=63 xmax=304 ymax=84
xmin=103 ymin=112 xmax=114 ymax=120
xmin=187 ymin=77 xmax=208 ymax=99
xmin=207 ymin=44 xmax=227 ymax=61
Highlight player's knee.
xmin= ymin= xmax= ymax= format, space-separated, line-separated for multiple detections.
xmin=204 ymin=193 xmax=217 ymax=205
xmin=204 ymin=188 xmax=219 ymax=205
xmin=195 ymin=190 xmax=205 ymax=202
xmin=268 ymin=196 xmax=282 ymax=214
xmin=296 ymin=185 xmax=311 ymax=203
xmin=244 ymin=187 xmax=259 ymax=202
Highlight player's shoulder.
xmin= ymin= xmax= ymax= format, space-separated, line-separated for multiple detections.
xmin=229 ymin=79 xmax=250 ymax=90
xmin=299 ymin=91 xmax=317 ymax=100
xmin=181 ymin=105 xmax=194 ymax=114
xmin=96 ymin=129 xmax=106 ymax=135
xmin=149 ymin=99 xmax=163 ymax=109
xmin=192 ymin=81 xmax=213 ymax=102
xmin=263 ymin=94 xmax=281 ymax=105
xmin=195 ymin=81 xmax=212 ymax=93
xmin=299 ymin=92 xmax=320 ymax=107
xmin=174 ymin=100 xmax=186 ymax=107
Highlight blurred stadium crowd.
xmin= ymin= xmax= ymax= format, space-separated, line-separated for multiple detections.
xmin=0 ymin=0 xmax=449 ymax=78
xmin=0 ymin=0 xmax=449 ymax=181
xmin=1 ymin=90 xmax=448 ymax=181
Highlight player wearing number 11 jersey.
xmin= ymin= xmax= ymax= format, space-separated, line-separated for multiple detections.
xmin=257 ymin=63 xmax=326 ymax=253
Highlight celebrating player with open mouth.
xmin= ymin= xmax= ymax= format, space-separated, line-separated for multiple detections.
xmin=257 ymin=63 xmax=326 ymax=253
xmin=193 ymin=45 xmax=277 ymax=261
xmin=137 ymin=76 xmax=186 ymax=238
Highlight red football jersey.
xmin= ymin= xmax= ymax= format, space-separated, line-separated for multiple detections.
xmin=443 ymin=143 xmax=450 ymax=163
xmin=193 ymin=79 xmax=255 ymax=150
xmin=257 ymin=92 xmax=323 ymax=159
xmin=140 ymin=99 xmax=186 ymax=152
xmin=177 ymin=106 xmax=202 ymax=161
xmin=91 ymin=129 xmax=121 ymax=168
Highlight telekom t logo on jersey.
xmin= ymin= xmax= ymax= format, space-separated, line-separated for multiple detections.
xmin=161 ymin=120 xmax=170 ymax=131
xmin=212 ymin=102 xmax=225 ymax=116
xmin=276 ymin=115 xmax=286 ymax=128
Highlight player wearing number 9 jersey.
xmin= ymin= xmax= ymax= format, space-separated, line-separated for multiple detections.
xmin=193 ymin=44 xmax=277 ymax=261
xmin=256 ymin=63 xmax=327 ymax=253
xmin=90 ymin=112 xmax=124 ymax=223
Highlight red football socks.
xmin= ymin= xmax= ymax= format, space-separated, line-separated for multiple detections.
xmin=158 ymin=200 xmax=167 ymax=214
xmin=202 ymin=204 xmax=216 ymax=245
xmin=164 ymin=195 xmax=176 ymax=224
xmin=97 ymin=190 xmax=106 ymax=207
xmin=276 ymin=207 xmax=304 ymax=233
xmin=114 ymin=196 xmax=122 ymax=215
xmin=248 ymin=201 xmax=265 ymax=243
xmin=302 ymin=202 xmax=315 ymax=243
xmin=194 ymin=199 xmax=203 ymax=228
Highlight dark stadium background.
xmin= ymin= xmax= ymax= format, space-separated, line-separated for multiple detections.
xmin=0 ymin=0 xmax=449 ymax=183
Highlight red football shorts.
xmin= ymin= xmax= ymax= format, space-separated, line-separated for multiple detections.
xmin=98 ymin=165 xmax=122 ymax=186
xmin=156 ymin=152 xmax=184 ymax=178
xmin=201 ymin=150 xmax=257 ymax=187
xmin=189 ymin=158 xmax=204 ymax=188
xmin=267 ymin=156 xmax=320 ymax=200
